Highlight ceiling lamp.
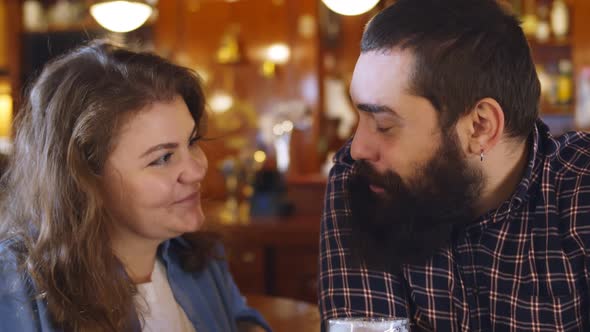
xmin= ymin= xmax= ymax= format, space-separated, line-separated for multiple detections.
xmin=90 ymin=1 xmax=153 ymax=33
xmin=321 ymin=0 xmax=380 ymax=16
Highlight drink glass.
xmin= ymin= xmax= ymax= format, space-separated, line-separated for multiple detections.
xmin=327 ymin=317 xmax=410 ymax=332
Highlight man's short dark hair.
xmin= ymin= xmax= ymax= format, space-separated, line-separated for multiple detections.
xmin=362 ymin=0 xmax=540 ymax=139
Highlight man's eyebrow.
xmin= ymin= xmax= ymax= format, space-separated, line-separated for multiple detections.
xmin=356 ymin=103 xmax=403 ymax=120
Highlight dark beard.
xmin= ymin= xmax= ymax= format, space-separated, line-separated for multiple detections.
xmin=346 ymin=132 xmax=484 ymax=274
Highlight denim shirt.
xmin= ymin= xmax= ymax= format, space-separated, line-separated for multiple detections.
xmin=0 ymin=237 xmax=271 ymax=332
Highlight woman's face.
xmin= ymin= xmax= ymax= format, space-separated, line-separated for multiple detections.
xmin=102 ymin=95 xmax=207 ymax=244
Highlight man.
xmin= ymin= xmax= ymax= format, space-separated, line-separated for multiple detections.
xmin=319 ymin=0 xmax=590 ymax=331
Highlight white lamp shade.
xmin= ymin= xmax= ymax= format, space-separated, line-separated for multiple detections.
xmin=322 ymin=0 xmax=380 ymax=16
xmin=90 ymin=1 xmax=152 ymax=33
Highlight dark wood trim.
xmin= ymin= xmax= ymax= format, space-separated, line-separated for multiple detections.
xmin=6 ymin=0 xmax=22 ymax=112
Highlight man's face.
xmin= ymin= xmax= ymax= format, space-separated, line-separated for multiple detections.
xmin=348 ymin=50 xmax=484 ymax=272
xmin=350 ymin=49 xmax=442 ymax=185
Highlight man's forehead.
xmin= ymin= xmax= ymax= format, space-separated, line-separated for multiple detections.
xmin=356 ymin=49 xmax=414 ymax=72
xmin=350 ymin=50 xmax=414 ymax=104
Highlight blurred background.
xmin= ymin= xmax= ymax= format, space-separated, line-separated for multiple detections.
xmin=0 ymin=1 xmax=589 ymax=326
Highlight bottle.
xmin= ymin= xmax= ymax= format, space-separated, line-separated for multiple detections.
xmin=557 ymin=59 xmax=573 ymax=105
xmin=22 ymin=0 xmax=46 ymax=31
xmin=551 ymin=0 xmax=570 ymax=40
xmin=535 ymin=4 xmax=551 ymax=43
xmin=537 ymin=65 xmax=552 ymax=103
xmin=545 ymin=63 xmax=560 ymax=105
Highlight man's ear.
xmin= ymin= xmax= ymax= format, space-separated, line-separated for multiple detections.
xmin=457 ymin=98 xmax=505 ymax=157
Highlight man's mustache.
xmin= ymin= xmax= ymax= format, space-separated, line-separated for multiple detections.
xmin=354 ymin=160 xmax=404 ymax=195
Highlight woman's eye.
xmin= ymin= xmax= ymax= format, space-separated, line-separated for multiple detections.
xmin=377 ymin=126 xmax=393 ymax=133
xmin=149 ymin=152 xmax=173 ymax=166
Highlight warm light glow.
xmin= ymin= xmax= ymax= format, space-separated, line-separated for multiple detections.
xmin=0 ymin=95 xmax=12 ymax=137
xmin=266 ymin=44 xmax=290 ymax=64
xmin=281 ymin=120 xmax=294 ymax=133
xmin=273 ymin=121 xmax=294 ymax=136
xmin=321 ymin=0 xmax=380 ymax=16
xmin=254 ymin=150 xmax=267 ymax=163
xmin=90 ymin=1 xmax=152 ymax=33
xmin=209 ymin=91 xmax=234 ymax=114
xmin=273 ymin=124 xmax=284 ymax=136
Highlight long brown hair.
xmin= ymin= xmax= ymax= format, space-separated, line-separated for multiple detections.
xmin=0 ymin=40 xmax=217 ymax=331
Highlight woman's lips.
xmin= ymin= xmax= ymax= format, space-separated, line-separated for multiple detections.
xmin=175 ymin=192 xmax=199 ymax=204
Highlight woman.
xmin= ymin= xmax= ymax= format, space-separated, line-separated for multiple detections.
xmin=0 ymin=41 xmax=270 ymax=332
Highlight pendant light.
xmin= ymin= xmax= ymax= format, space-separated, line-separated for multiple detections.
xmin=321 ymin=0 xmax=380 ymax=16
xmin=90 ymin=1 xmax=153 ymax=33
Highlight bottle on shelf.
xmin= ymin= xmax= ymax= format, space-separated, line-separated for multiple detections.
xmin=550 ymin=0 xmax=570 ymax=41
xmin=22 ymin=0 xmax=47 ymax=32
xmin=557 ymin=59 xmax=573 ymax=105
xmin=535 ymin=3 xmax=551 ymax=43
xmin=537 ymin=64 xmax=553 ymax=103
xmin=544 ymin=62 xmax=560 ymax=106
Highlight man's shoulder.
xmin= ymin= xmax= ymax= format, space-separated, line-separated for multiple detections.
xmin=544 ymin=131 xmax=590 ymax=176
xmin=542 ymin=132 xmax=590 ymax=229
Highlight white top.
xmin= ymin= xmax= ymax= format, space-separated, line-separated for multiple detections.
xmin=135 ymin=260 xmax=196 ymax=332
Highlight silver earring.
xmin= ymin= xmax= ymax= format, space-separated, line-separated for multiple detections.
xmin=480 ymin=150 xmax=485 ymax=162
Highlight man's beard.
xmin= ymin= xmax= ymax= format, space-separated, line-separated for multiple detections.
xmin=347 ymin=131 xmax=484 ymax=274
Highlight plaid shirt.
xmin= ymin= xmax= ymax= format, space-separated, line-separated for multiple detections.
xmin=319 ymin=121 xmax=590 ymax=331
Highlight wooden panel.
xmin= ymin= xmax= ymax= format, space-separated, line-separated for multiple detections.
xmin=203 ymin=213 xmax=320 ymax=302
xmin=286 ymin=174 xmax=326 ymax=216
xmin=573 ymin=0 xmax=590 ymax=73
xmin=0 ymin=1 xmax=7 ymax=70
xmin=274 ymin=248 xmax=318 ymax=303
xmin=318 ymin=5 xmax=374 ymax=154
xmin=323 ymin=8 xmax=373 ymax=80
xmin=225 ymin=245 xmax=266 ymax=294
xmin=284 ymin=0 xmax=322 ymax=176
xmin=3 ymin=0 xmax=22 ymax=110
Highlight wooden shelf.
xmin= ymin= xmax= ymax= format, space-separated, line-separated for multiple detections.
xmin=529 ymin=36 xmax=573 ymax=64
xmin=23 ymin=16 xmax=155 ymax=35
xmin=529 ymin=36 xmax=572 ymax=49
xmin=22 ymin=14 xmax=101 ymax=34
xmin=540 ymin=101 xmax=574 ymax=115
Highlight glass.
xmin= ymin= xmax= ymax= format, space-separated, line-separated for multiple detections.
xmin=327 ymin=317 xmax=410 ymax=332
